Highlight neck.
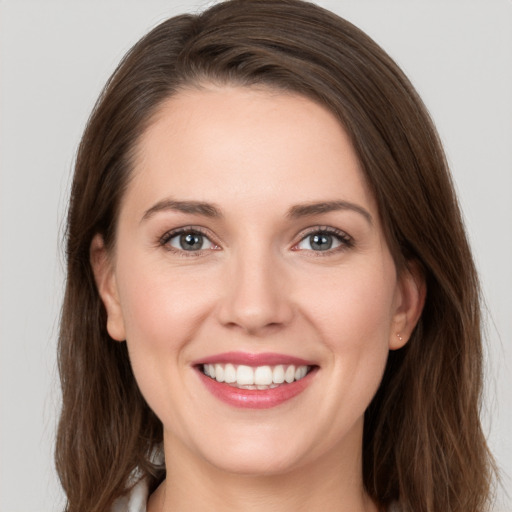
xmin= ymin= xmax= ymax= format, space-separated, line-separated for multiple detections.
xmin=149 ymin=421 xmax=379 ymax=512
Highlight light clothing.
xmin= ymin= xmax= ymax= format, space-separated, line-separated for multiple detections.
xmin=111 ymin=478 xmax=150 ymax=512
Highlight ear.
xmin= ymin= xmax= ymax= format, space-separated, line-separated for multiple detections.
xmin=90 ymin=234 xmax=126 ymax=342
xmin=389 ymin=260 xmax=426 ymax=350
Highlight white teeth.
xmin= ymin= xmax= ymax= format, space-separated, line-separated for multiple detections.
xmin=202 ymin=363 xmax=310 ymax=387
xmin=295 ymin=366 xmax=307 ymax=381
xmin=236 ymin=365 xmax=254 ymax=385
xmin=273 ymin=365 xmax=285 ymax=384
xmin=254 ymin=366 xmax=273 ymax=386
xmin=285 ymin=365 xmax=295 ymax=383
xmin=215 ymin=364 xmax=225 ymax=383
xmin=224 ymin=363 xmax=236 ymax=383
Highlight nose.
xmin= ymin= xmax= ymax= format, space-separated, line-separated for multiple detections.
xmin=216 ymin=248 xmax=294 ymax=336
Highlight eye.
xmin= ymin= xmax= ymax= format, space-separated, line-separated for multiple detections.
xmin=162 ymin=229 xmax=218 ymax=252
xmin=294 ymin=228 xmax=352 ymax=252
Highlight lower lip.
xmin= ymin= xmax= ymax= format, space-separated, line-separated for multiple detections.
xmin=197 ymin=368 xmax=317 ymax=409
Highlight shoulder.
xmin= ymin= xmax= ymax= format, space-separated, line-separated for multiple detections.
xmin=111 ymin=478 xmax=149 ymax=512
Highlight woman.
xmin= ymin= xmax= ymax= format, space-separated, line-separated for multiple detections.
xmin=55 ymin=1 xmax=496 ymax=511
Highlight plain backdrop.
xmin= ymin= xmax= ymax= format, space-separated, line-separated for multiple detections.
xmin=1 ymin=1 xmax=511 ymax=510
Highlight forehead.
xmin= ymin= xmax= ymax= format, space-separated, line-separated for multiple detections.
xmin=124 ymin=85 xmax=376 ymax=220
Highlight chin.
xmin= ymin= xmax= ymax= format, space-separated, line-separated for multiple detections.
xmin=205 ymin=446 xmax=306 ymax=477
xmin=176 ymin=423 xmax=312 ymax=477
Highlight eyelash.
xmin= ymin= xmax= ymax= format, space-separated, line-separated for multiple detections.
xmin=158 ymin=226 xmax=354 ymax=256
xmin=292 ymin=226 xmax=354 ymax=255
xmin=159 ymin=227 xmax=219 ymax=257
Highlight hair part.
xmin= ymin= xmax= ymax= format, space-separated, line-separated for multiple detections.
xmin=56 ymin=1 xmax=496 ymax=511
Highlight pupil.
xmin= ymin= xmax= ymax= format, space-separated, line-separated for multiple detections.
xmin=180 ymin=233 xmax=203 ymax=250
xmin=311 ymin=234 xmax=332 ymax=251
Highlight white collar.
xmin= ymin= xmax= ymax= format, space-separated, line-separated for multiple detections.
xmin=111 ymin=477 xmax=149 ymax=512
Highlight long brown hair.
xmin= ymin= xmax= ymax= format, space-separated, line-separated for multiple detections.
xmin=56 ymin=1 xmax=496 ymax=510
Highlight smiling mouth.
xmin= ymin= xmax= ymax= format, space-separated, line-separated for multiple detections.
xmin=200 ymin=363 xmax=313 ymax=390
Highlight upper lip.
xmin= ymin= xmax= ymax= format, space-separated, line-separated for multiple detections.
xmin=193 ymin=351 xmax=315 ymax=367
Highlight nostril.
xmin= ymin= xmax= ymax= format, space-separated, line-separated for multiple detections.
xmin=221 ymin=319 xmax=288 ymax=336
xmin=215 ymin=261 xmax=295 ymax=333
xmin=217 ymin=294 xmax=294 ymax=334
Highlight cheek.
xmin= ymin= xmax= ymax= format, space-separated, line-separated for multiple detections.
xmin=299 ymin=258 xmax=397 ymax=403
xmin=117 ymin=257 xmax=214 ymax=348
xmin=302 ymin=258 xmax=397 ymax=346
xmin=301 ymin=263 xmax=396 ymax=435
xmin=114 ymin=255 xmax=217 ymax=413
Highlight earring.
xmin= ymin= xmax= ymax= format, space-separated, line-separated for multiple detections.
xmin=396 ymin=333 xmax=403 ymax=343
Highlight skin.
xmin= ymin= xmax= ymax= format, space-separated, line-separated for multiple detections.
xmin=91 ymin=85 xmax=424 ymax=512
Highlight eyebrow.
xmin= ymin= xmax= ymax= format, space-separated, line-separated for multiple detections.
xmin=141 ymin=199 xmax=222 ymax=222
xmin=287 ymin=201 xmax=373 ymax=224
xmin=141 ymin=198 xmax=372 ymax=225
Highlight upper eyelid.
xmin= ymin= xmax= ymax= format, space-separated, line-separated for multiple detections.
xmin=159 ymin=227 xmax=220 ymax=256
xmin=291 ymin=226 xmax=353 ymax=252
xmin=294 ymin=225 xmax=352 ymax=241
xmin=158 ymin=225 xmax=352 ymax=250
xmin=160 ymin=226 xmax=216 ymax=243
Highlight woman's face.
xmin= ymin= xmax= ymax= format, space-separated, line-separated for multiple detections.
xmin=93 ymin=85 xmax=421 ymax=476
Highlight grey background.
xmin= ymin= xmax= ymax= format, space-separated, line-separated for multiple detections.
xmin=1 ymin=1 xmax=511 ymax=510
